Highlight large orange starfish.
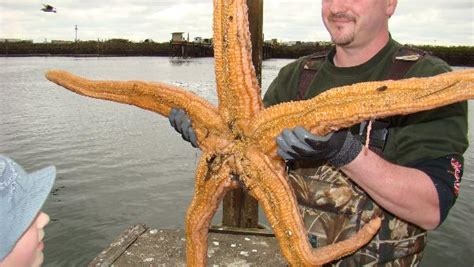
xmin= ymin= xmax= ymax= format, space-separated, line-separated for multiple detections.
xmin=45 ymin=0 xmax=474 ymax=265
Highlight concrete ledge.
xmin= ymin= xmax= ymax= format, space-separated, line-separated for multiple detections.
xmin=90 ymin=225 xmax=287 ymax=266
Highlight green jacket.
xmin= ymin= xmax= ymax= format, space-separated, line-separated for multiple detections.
xmin=263 ymin=38 xmax=469 ymax=266
xmin=263 ymin=38 xmax=468 ymax=167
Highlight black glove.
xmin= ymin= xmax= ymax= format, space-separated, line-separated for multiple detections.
xmin=169 ymin=108 xmax=199 ymax=148
xmin=275 ymin=126 xmax=362 ymax=168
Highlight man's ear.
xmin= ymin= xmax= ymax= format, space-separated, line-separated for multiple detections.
xmin=387 ymin=0 xmax=398 ymax=17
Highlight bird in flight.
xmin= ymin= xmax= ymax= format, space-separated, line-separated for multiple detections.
xmin=41 ymin=4 xmax=57 ymax=13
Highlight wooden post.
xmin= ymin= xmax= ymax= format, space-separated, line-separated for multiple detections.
xmin=222 ymin=0 xmax=263 ymax=229
xmin=248 ymin=0 xmax=264 ymax=85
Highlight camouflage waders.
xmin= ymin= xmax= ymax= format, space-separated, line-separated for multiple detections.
xmin=288 ymin=162 xmax=427 ymax=266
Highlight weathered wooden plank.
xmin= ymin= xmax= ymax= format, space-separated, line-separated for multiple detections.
xmin=209 ymin=224 xmax=274 ymax=237
xmin=89 ymin=224 xmax=149 ymax=267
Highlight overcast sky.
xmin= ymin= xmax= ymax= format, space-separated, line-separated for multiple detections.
xmin=1 ymin=0 xmax=473 ymax=45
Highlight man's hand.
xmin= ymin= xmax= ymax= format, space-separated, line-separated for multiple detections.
xmin=169 ymin=108 xmax=199 ymax=148
xmin=275 ymin=126 xmax=362 ymax=168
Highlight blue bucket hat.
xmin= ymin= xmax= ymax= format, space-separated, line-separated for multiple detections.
xmin=0 ymin=155 xmax=56 ymax=261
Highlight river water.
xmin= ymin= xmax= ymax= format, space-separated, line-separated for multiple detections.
xmin=0 ymin=57 xmax=472 ymax=266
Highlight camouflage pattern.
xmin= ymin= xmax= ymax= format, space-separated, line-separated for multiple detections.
xmin=288 ymin=161 xmax=427 ymax=266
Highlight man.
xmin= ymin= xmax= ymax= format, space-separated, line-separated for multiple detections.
xmin=170 ymin=0 xmax=468 ymax=265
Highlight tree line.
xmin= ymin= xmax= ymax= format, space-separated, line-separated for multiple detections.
xmin=0 ymin=39 xmax=172 ymax=57
xmin=1 ymin=39 xmax=472 ymax=66
xmin=271 ymin=42 xmax=474 ymax=67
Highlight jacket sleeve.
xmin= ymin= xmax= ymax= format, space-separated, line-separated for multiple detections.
xmin=384 ymin=56 xmax=468 ymax=226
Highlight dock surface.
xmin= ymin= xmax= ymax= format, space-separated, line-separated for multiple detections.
xmin=90 ymin=224 xmax=287 ymax=266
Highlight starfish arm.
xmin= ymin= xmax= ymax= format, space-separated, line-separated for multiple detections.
xmin=46 ymin=70 xmax=233 ymax=152
xmin=250 ymin=70 xmax=474 ymax=156
xmin=213 ymin=0 xmax=263 ymax=135
xmin=239 ymin=148 xmax=381 ymax=266
xmin=185 ymin=153 xmax=238 ymax=266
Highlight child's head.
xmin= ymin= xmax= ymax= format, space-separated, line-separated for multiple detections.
xmin=0 ymin=155 xmax=56 ymax=267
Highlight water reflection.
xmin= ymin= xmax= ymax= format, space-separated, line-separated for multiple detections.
xmin=169 ymin=57 xmax=198 ymax=66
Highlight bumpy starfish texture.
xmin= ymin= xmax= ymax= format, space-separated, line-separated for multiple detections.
xmin=251 ymin=70 xmax=474 ymax=159
xmin=45 ymin=0 xmax=474 ymax=265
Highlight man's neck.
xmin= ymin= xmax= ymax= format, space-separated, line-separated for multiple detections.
xmin=333 ymin=32 xmax=390 ymax=68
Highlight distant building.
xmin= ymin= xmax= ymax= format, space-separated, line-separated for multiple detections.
xmin=202 ymin=38 xmax=212 ymax=45
xmin=193 ymin=37 xmax=212 ymax=45
xmin=282 ymin=41 xmax=301 ymax=46
xmin=265 ymin=38 xmax=279 ymax=45
xmin=172 ymin=32 xmax=212 ymax=45
xmin=171 ymin=32 xmax=185 ymax=43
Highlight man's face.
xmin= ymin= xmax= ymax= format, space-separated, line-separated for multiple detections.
xmin=322 ymin=0 xmax=395 ymax=47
